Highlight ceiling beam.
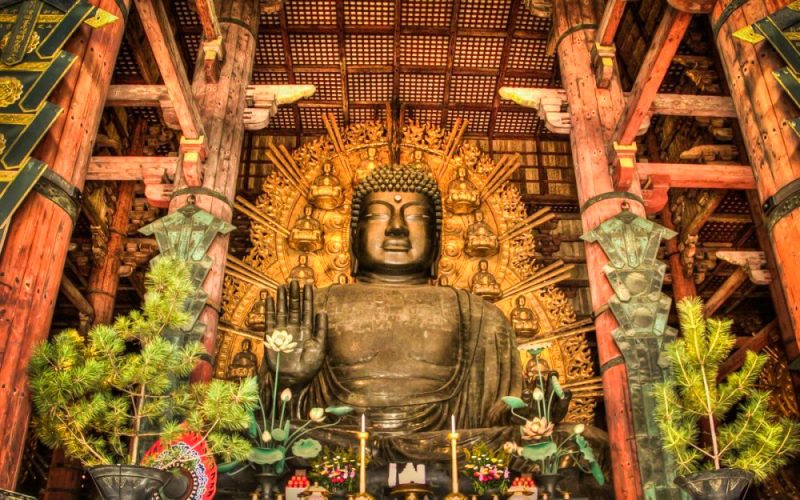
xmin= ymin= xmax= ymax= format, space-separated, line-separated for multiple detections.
xmin=717 ymin=320 xmax=777 ymax=380
xmin=596 ymin=0 xmax=627 ymax=46
xmin=637 ymin=162 xmax=755 ymax=190
xmin=194 ymin=0 xmax=224 ymax=82
xmin=489 ymin=0 xmax=522 ymax=150
xmin=499 ymin=87 xmax=737 ymax=119
xmin=612 ymin=7 xmax=692 ymax=146
xmin=335 ymin=0 xmax=349 ymax=124
xmin=87 ymin=156 xmax=179 ymax=181
xmin=440 ymin=0 xmax=461 ymax=130
xmin=133 ymin=0 xmax=205 ymax=139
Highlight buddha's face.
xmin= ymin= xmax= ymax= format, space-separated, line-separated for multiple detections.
xmin=354 ymin=192 xmax=437 ymax=277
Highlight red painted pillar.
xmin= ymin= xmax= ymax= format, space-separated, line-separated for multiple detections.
xmin=552 ymin=0 xmax=646 ymax=496
xmin=0 ymin=0 xmax=130 ymax=488
xmin=167 ymin=0 xmax=259 ymax=382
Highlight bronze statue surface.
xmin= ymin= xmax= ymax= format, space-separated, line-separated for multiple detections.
xmin=260 ymin=164 xmax=521 ymax=461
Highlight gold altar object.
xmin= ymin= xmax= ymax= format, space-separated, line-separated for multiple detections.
xmin=390 ymin=483 xmax=435 ymax=499
xmin=219 ymin=114 xmax=598 ymax=423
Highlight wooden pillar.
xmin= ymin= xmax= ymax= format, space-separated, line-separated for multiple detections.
xmin=552 ymin=0 xmax=645 ymax=496
xmin=711 ymin=0 xmax=800 ymax=356
xmin=0 ymin=0 xmax=130 ymax=488
xmin=42 ymin=121 xmax=143 ymax=500
xmin=662 ymin=204 xmax=697 ymax=300
xmin=168 ymin=0 xmax=259 ymax=382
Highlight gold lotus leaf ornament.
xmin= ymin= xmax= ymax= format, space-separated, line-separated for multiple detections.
xmin=0 ymin=77 xmax=23 ymax=108
xmin=0 ymin=133 xmax=6 ymax=156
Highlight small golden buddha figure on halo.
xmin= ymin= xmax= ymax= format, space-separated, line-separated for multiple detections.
xmin=289 ymin=254 xmax=316 ymax=287
xmin=510 ymin=295 xmax=540 ymax=339
xmin=464 ymin=210 xmax=499 ymax=257
xmin=408 ymin=148 xmax=428 ymax=170
xmin=226 ymin=338 xmax=258 ymax=380
xmin=245 ymin=289 xmax=269 ymax=331
xmin=356 ymin=146 xmax=380 ymax=184
xmin=308 ymin=161 xmax=344 ymax=210
xmin=289 ymin=205 xmax=324 ymax=252
xmin=470 ymin=258 xmax=502 ymax=302
xmin=445 ymin=167 xmax=480 ymax=215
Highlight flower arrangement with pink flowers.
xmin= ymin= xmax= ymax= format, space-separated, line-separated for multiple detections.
xmin=462 ymin=443 xmax=511 ymax=495
xmin=310 ymin=447 xmax=367 ymax=494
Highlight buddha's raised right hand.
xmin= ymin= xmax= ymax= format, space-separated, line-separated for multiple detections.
xmin=263 ymin=280 xmax=327 ymax=388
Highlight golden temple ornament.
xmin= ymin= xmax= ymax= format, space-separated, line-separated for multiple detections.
xmin=220 ymin=114 xmax=598 ymax=423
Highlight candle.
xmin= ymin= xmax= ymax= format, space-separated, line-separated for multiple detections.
xmin=449 ymin=415 xmax=459 ymax=494
xmin=359 ymin=414 xmax=367 ymax=494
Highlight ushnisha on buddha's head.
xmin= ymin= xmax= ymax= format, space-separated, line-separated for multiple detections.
xmin=350 ymin=164 xmax=443 ymax=283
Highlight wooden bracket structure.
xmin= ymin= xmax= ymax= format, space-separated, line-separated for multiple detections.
xmin=179 ymin=136 xmax=208 ymax=187
xmin=87 ymin=156 xmax=179 ymax=208
xmin=591 ymin=43 xmax=616 ymax=89
xmin=202 ymin=35 xmax=225 ymax=83
xmin=610 ymin=141 xmax=638 ymax=191
xmin=637 ymin=162 xmax=756 ymax=214
xmin=716 ymin=250 xmax=772 ymax=286
xmin=195 ymin=0 xmax=224 ymax=82
xmin=704 ymin=251 xmax=771 ymax=317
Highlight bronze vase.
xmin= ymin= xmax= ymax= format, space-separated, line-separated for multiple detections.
xmin=255 ymin=471 xmax=282 ymax=499
xmin=88 ymin=465 xmax=175 ymax=500
xmin=674 ymin=469 xmax=754 ymax=500
xmin=533 ymin=473 xmax=562 ymax=498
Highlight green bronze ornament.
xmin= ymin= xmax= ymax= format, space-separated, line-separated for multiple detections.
xmin=139 ymin=201 xmax=235 ymax=344
xmin=581 ymin=208 xmax=681 ymax=500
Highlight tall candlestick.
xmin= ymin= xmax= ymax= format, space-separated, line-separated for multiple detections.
xmin=357 ymin=414 xmax=371 ymax=499
xmin=444 ymin=425 xmax=466 ymax=500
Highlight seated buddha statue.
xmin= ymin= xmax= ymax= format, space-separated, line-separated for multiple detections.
xmin=289 ymin=254 xmax=316 ymax=287
xmin=356 ymin=146 xmax=380 ymax=184
xmin=261 ymin=163 xmax=520 ymax=464
xmin=308 ymin=162 xmax=344 ymax=210
xmin=245 ymin=290 xmax=269 ymax=331
xmin=227 ymin=339 xmax=259 ymax=380
xmin=510 ymin=296 xmax=540 ymax=339
xmin=464 ymin=210 xmax=499 ymax=258
xmin=445 ymin=167 xmax=480 ymax=215
xmin=408 ymin=148 xmax=427 ymax=170
xmin=288 ymin=205 xmax=323 ymax=253
xmin=470 ymin=258 xmax=502 ymax=302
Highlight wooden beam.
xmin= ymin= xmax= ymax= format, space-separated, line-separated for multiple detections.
xmin=440 ymin=0 xmax=461 ymax=129
xmin=650 ymin=94 xmax=737 ymax=118
xmin=613 ymin=8 xmax=692 ymax=146
xmin=106 ymin=84 xmax=168 ymax=107
xmin=59 ymin=275 xmax=94 ymax=323
xmin=489 ymin=0 xmax=521 ymax=149
xmin=134 ymin=0 xmax=204 ymax=139
xmin=87 ymin=156 xmax=178 ymax=181
xmin=637 ymin=162 xmax=756 ymax=190
xmin=704 ymin=267 xmax=748 ymax=317
xmin=500 ymin=87 xmax=737 ymax=119
xmin=717 ymin=320 xmax=777 ymax=380
xmin=596 ymin=0 xmax=626 ymax=46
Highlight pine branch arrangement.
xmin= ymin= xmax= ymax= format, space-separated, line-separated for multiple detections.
xmin=654 ymin=297 xmax=800 ymax=482
xmin=28 ymin=256 xmax=259 ymax=468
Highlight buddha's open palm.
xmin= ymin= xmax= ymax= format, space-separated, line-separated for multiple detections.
xmin=263 ymin=280 xmax=327 ymax=388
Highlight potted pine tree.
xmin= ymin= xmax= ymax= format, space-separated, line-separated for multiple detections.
xmin=28 ymin=257 xmax=259 ymax=500
xmin=654 ymin=297 xmax=800 ymax=500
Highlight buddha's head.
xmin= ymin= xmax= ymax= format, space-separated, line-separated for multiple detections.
xmin=350 ymin=164 xmax=442 ymax=282
xmin=241 ymin=339 xmax=252 ymax=352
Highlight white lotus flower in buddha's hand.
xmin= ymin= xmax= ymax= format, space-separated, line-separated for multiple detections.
xmin=264 ymin=329 xmax=297 ymax=353
xmin=521 ymin=417 xmax=554 ymax=441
